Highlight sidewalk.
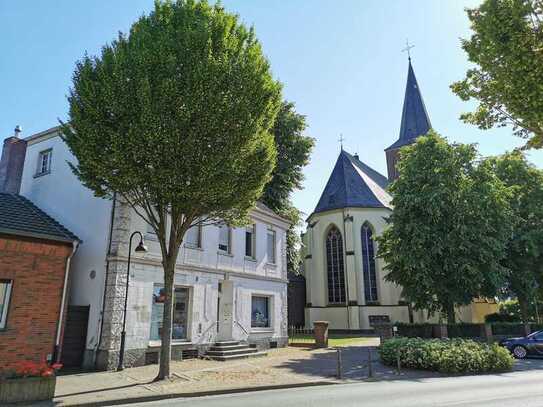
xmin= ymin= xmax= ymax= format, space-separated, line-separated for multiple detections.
xmin=31 ymin=339 xmax=542 ymax=406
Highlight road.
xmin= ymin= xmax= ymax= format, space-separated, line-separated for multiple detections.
xmin=125 ymin=370 xmax=543 ymax=407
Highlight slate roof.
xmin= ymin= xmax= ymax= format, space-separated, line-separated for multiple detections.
xmin=310 ymin=150 xmax=392 ymax=217
xmin=386 ymin=59 xmax=432 ymax=151
xmin=0 ymin=193 xmax=80 ymax=244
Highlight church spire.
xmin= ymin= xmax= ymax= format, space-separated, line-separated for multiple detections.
xmin=385 ymin=57 xmax=432 ymax=180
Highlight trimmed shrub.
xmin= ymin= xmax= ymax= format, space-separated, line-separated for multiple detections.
xmin=447 ymin=323 xmax=484 ymax=338
xmin=379 ymin=337 xmax=514 ymax=374
xmin=394 ymin=323 xmax=434 ymax=338
xmin=491 ymin=323 xmax=525 ymax=336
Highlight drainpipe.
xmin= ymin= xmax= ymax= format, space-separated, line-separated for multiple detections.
xmin=54 ymin=240 xmax=79 ymax=363
xmin=341 ymin=209 xmax=351 ymax=330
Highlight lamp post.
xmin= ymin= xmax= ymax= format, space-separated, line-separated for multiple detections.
xmin=117 ymin=231 xmax=147 ymax=371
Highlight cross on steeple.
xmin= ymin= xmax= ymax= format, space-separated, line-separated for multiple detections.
xmin=402 ymin=39 xmax=415 ymax=60
xmin=338 ymin=134 xmax=345 ymax=150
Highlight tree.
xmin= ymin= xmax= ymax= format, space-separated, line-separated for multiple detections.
xmin=483 ymin=151 xmax=543 ymax=321
xmin=377 ymin=131 xmax=512 ymax=322
xmin=261 ymin=101 xmax=314 ymax=274
xmin=451 ymin=0 xmax=543 ymax=149
xmin=62 ymin=0 xmax=281 ymax=380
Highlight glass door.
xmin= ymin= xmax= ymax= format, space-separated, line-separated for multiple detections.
xmin=150 ymin=286 xmax=190 ymax=341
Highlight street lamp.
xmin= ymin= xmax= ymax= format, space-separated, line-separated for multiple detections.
xmin=117 ymin=231 xmax=147 ymax=371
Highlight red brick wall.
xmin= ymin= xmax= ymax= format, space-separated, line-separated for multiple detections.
xmin=0 ymin=235 xmax=72 ymax=371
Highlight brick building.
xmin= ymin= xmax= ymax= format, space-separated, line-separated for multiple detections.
xmin=0 ymin=193 xmax=79 ymax=371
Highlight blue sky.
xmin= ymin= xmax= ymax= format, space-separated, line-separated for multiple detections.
xmin=2 ymin=1 xmax=542 ymax=217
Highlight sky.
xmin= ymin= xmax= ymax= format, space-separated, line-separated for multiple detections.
xmin=1 ymin=1 xmax=542 ymax=218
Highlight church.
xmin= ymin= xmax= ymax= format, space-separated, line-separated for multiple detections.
xmin=301 ymin=58 xmax=497 ymax=330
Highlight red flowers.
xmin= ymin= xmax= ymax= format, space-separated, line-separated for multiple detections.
xmin=12 ymin=360 xmax=62 ymax=378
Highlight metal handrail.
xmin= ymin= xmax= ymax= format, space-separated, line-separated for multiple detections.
xmin=197 ymin=320 xmax=219 ymax=344
xmin=234 ymin=320 xmax=250 ymax=337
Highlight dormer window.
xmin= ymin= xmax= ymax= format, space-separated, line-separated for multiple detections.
xmin=36 ymin=149 xmax=52 ymax=176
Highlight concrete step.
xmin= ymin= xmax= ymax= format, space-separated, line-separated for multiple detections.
xmin=214 ymin=340 xmax=240 ymax=346
xmin=207 ymin=351 xmax=267 ymax=361
xmin=206 ymin=348 xmax=258 ymax=357
xmin=209 ymin=344 xmax=251 ymax=352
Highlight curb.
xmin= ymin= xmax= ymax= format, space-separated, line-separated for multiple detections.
xmin=54 ymin=381 xmax=338 ymax=406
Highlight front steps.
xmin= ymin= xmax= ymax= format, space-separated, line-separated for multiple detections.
xmin=205 ymin=341 xmax=267 ymax=361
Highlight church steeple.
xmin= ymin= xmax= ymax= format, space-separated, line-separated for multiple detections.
xmin=385 ymin=58 xmax=432 ymax=180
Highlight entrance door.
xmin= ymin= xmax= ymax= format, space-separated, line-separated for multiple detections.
xmin=62 ymin=305 xmax=89 ymax=368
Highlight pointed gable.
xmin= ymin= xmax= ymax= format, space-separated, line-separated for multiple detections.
xmin=386 ymin=59 xmax=431 ymax=151
xmin=311 ymin=150 xmax=392 ymax=216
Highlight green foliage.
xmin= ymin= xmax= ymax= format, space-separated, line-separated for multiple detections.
xmin=261 ymin=101 xmax=314 ymax=273
xmin=379 ymin=337 xmax=514 ymax=374
xmin=378 ymin=131 xmax=513 ymax=322
xmin=394 ymin=322 xmax=434 ymax=338
xmin=62 ymin=0 xmax=282 ymax=379
xmin=483 ymin=152 xmax=543 ymax=321
xmin=486 ymin=299 xmax=543 ymax=322
xmin=451 ymin=0 xmax=543 ymax=149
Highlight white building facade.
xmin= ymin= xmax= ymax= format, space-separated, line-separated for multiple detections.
xmin=8 ymin=127 xmax=289 ymax=370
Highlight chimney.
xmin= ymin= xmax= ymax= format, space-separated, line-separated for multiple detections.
xmin=0 ymin=125 xmax=27 ymax=193
xmin=353 ymin=153 xmax=360 ymax=161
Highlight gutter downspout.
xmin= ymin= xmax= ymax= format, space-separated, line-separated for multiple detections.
xmin=54 ymin=240 xmax=79 ymax=363
xmin=341 ymin=208 xmax=351 ymax=330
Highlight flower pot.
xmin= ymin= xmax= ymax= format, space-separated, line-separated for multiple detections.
xmin=0 ymin=375 xmax=56 ymax=404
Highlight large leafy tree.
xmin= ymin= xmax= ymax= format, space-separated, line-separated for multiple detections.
xmin=483 ymin=151 xmax=543 ymax=321
xmin=261 ymin=101 xmax=314 ymax=274
xmin=377 ymin=132 xmax=512 ymax=322
xmin=62 ymin=0 xmax=281 ymax=379
xmin=451 ymin=0 xmax=543 ymax=149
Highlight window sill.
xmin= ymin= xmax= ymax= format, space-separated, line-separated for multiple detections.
xmin=266 ymin=262 xmax=277 ymax=267
xmin=33 ymin=171 xmax=51 ymax=178
xmin=148 ymin=340 xmax=192 ymax=348
xmin=218 ymin=251 xmax=233 ymax=257
xmin=251 ymin=327 xmax=273 ymax=333
xmin=185 ymin=245 xmax=203 ymax=251
xmin=244 ymin=256 xmax=256 ymax=262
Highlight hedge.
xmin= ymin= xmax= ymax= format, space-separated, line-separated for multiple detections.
xmin=490 ymin=323 xmax=526 ymax=336
xmin=394 ymin=323 xmax=434 ymax=338
xmin=379 ymin=337 xmax=514 ymax=374
xmin=447 ymin=323 xmax=483 ymax=338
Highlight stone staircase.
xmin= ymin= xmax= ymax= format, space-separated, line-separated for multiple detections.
xmin=205 ymin=341 xmax=267 ymax=361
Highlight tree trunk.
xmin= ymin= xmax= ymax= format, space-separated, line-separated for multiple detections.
xmin=518 ymin=297 xmax=530 ymax=323
xmin=156 ymin=258 xmax=176 ymax=381
xmin=445 ymin=302 xmax=456 ymax=324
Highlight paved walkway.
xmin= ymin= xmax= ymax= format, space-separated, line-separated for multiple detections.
xmin=26 ymin=340 xmax=543 ymax=406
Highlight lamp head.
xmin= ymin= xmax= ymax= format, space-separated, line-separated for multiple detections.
xmin=135 ymin=240 xmax=148 ymax=253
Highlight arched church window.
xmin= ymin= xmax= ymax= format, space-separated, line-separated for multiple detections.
xmin=361 ymin=223 xmax=378 ymax=303
xmin=326 ymin=226 xmax=346 ymax=304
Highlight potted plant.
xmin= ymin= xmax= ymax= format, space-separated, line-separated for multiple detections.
xmin=0 ymin=360 xmax=62 ymax=404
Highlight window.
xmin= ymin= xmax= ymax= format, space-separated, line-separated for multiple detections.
xmin=245 ymin=224 xmax=255 ymax=258
xmin=267 ymin=228 xmax=276 ymax=264
xmin=0 ymin=280 xmax=13 ymax=329
xmin=326 ymin=226 xmax=346 ymax=304
xmin=218 ymin=224 xmax=231 ymax=253
xmin=251 ymin=296 xmax=270 ymax=328
xmin=149 ymin=285 xmax=190 ymax=341
xmin=36 ymin=149 xmax=52 ymax=176
xmin=361 ymin=223 xmax=378 ymax=303
xmin=184 ymin=225 xmax=202 ymax=248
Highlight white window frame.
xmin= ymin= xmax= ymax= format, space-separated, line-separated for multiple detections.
xmin=251 ymin=295 xmax=271 ymax=329
xmin=184 ymin=224 xmax=202 ymax=249
xmin=36 ymin=149 xmax=52 ymax=176
xmin=0 ymin=280 xmax=13 ymax=330
xmin=218 ymin=224 xmax=232 ymax=254
xmin=245 ymin=224 xmax=256 ymax=259
xmin=266 ymin=228 xmax=276 ymax=264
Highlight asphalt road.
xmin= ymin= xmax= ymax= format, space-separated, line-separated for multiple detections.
xmin=125 ymin=370 xmax=543 ymax=407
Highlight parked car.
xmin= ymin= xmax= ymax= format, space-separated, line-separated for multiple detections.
xmin=499 ymin=330 xmax=543 ymax=359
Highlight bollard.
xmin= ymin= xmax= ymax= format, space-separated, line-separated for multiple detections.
xmin=396 ymin=353 xmax=401 ymax=375
xmin=368 ymin=348 xmax=373 ymax=378
xmin=336 ymin=348 xmax=343 ymax=379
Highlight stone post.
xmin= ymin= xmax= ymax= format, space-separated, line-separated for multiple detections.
xmin=373 ymin=323 xmax=393 ymax=342
xmin=313 ymin=321 xmax=329 ymax=348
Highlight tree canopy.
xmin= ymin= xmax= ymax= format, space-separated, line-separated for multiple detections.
xmin=483 ymin=151 xmax=543 ymax=321
xmin=62 ymin=0 xmax=282 ymax=379
xmin=451 ymin=0 xmax=543 ymax=149
xmin=261 ymin=101 xmax=314 ymax=274
xmin=377 ymin=131 xmax=513 ymax=322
